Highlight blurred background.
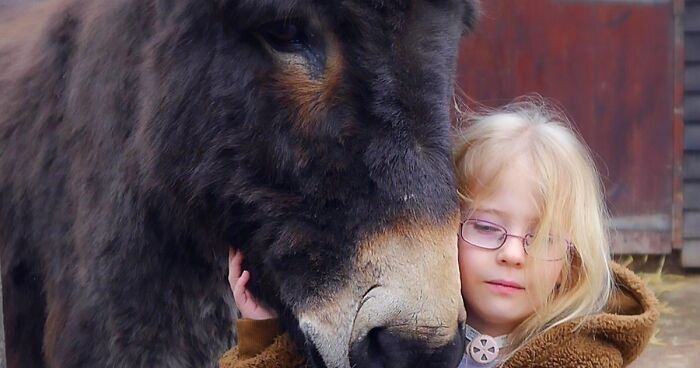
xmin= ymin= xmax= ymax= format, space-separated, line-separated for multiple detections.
xmin=456 ymin=1 xmax=697 ymax=366
xmin=0 ymin=0 xmax=696 ymax=367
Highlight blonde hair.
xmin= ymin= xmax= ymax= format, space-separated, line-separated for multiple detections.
xmin=453 ymin=96 xmax=614 ymax=360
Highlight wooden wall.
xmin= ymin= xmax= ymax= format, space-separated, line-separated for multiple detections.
xmin=456 ymin=0 xmax=681 ymax=255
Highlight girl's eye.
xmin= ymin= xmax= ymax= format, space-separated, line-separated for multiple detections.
xmin=258 ymin=20 xmax=307 ymax=53
xmin=474 ymin=222 xmax=501 ymax=233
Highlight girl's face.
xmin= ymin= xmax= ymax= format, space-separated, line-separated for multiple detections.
xmin=458 ymin=160 xmax=564 ymax=336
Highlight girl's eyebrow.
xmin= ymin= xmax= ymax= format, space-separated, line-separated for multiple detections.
xmin=473 ymin=208 xmax=507 ymax=217
xmin=473 ymin=207 xmax=539 ymax=226
xmin=470 ymin=208 xmax=509 ymax=224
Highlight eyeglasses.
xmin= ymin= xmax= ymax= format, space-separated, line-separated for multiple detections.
xmin=459 ymin=219 xmax=573 ymax=261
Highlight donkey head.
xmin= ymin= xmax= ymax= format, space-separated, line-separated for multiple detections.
xmin=142 ymin=1 xmax=478 ymax=366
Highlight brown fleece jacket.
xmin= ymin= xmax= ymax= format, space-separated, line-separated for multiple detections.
xmin=219 ymin=262 xmax=658 ymax=368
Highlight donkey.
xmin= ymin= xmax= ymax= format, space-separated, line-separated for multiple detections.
xmin=0 ymin=0 xmax=478 ymax=367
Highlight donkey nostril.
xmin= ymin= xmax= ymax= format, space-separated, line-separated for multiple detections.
xmin=366 ymin=327 xmax=390 ymax=363
xmin=349 ymin=325 xmax=464 ymax=368
xmin=350 ymin=327 xmax=401 ymax=368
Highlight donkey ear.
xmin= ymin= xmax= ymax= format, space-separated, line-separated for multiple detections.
xmin=461 ymin=0 xmax=481 ymax=34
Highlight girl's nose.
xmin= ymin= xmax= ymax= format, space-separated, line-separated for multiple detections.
xmin=496 ymin=236 xmax=526 ymax=266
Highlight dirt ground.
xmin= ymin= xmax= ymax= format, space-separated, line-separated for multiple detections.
xmin=623 ymin=255 xmax=700 ymax=368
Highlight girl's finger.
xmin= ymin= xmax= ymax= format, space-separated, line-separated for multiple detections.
xmin=233 ymin=269 xmax=251 ymax=304
xmin=228 ymin=249 xmax=243 ymax=284
xmin=241 ymin=270 xmax=250 ymax=286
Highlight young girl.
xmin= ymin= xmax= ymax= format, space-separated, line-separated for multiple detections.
xmin=220 ymin=99 xmax=659 ymax=368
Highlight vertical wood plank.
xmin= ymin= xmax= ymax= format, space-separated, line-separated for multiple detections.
xmin=673 ymin=0 xmax=685 ymax=249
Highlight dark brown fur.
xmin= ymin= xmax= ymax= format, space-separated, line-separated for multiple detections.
xmin=0 ymin=0 xmax=478 ymax=367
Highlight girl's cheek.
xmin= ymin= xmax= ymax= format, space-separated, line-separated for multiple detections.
xmin=457 ymin=249 xmax=468 ymax=275
xmin=457 ymin=246 xmax=472 ymax=279
xmin=458 ymin=244 xmax=486 ymax=282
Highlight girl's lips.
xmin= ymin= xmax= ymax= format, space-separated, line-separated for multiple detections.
xmin=485 ymin=280 xmax=525 ymax=293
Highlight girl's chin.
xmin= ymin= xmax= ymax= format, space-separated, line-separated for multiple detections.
xmin=471 ymin=303 xmax=530 ymax=329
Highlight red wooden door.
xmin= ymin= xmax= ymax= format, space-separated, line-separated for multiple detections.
xmin=456 ymin=0 xmax=682 ymax=254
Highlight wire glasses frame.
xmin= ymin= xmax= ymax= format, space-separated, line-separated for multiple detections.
xmin=459 ymin=219 xmax=574 ymax=261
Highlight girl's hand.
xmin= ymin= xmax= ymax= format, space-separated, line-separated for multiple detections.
xmin=228 ymin=248 xmax=277 ymax=320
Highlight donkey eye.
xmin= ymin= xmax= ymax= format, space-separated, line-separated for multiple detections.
xmin=258 ymin=19 xmax=307 ymax=53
